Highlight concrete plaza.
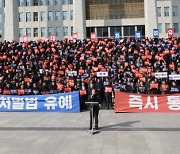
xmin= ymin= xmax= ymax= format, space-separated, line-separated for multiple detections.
xmin=0 ymin=110 xmax=180 ymax=154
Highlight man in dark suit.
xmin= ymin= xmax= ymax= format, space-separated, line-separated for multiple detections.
xmin=88 ymin=89 xmax=100 ymax=130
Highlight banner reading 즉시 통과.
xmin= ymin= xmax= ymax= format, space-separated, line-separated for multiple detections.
xmin=114 ymin=91 xmax=180 ymax=113
xmin=0 ymin=91 xmax=80 ymax=112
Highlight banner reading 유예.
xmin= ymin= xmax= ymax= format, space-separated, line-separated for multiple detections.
xmin=0 ymin=91 xmax=80 ymax=112
xmin=114 ymin=92 xmax=180 ymax=113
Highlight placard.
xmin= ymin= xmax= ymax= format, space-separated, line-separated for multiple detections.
xmin=91 ymin=32 xmax=96 ymax=39
xmin=50 ymin=34 xmax=56 ymax=41
xmin=168 ymin=28 xmax=174 ymax=38
xmin=72 ymin=32 xmax=78 ymax=40
xmin=169 ymin=74 xmax=180 ymax=80
xmin=155 ymin=72 xmax=168 ymax=78
xmin=114 ymin=32 xmax=120 ymax=40
xmin=96 ymin=72 xmax=108 ymax=77
xmin=23 ymin=35 xmax=28 ymax=42
xmin=135 ymin=31 xmax=141 ymax=40
xmin=67 ymin=71 xmax=77 ymax=77
xmin=153 ymin=29 xmax=159 ymax=38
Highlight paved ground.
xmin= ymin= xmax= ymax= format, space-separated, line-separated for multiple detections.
xmin=0 ymin=110 xmax=180 ymax=154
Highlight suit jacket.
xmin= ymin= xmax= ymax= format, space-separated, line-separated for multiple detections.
xmin=88 ymin=93 xmax=100 ymax=109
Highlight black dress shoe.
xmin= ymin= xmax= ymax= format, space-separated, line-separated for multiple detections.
xmin=89 ymin=127 xmax=92 ymax=130
xmin=95 ymin=127 xmax=99 ymax=130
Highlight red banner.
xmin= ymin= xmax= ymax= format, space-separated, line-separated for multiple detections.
xmin=91 ymin=32 xmax=96 ymax=39
xmin=114 ymin=92 xmax=180 ymax=113
xmin=50 ymin=34 xmax=56 ymax=41
xmin=23 ymin=35 xmax=28 ymax=42
xmin=167 ymin=28 xmax=174 ymax=38
xmin=72 ymin=32 xmax=78 ymax=40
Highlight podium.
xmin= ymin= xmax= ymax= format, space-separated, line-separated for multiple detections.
xmin=85 ymin=102 xmax=99 ymax=134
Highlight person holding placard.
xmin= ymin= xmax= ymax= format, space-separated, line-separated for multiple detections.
xmin=104 ymin=81 xmax=114 ymax=109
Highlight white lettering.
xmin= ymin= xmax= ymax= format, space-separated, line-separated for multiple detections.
xmin=25 ymin=98 xmax=38 ymax=110
xmin=44 ymin=96 xmax=57 ymax=110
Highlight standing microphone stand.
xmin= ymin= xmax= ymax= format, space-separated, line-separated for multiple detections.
xmin=85 ymin=101 xmax=99 ymax=134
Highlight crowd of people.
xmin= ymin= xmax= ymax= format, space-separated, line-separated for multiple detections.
xmin=0 ymin=37 xmax=179 ymax=109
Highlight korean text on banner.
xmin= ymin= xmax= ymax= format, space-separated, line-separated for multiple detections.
xmin=114 ymin=91 xmax=180 ymax=113
xmin=0 ymin=91 xmax=80 ymax=112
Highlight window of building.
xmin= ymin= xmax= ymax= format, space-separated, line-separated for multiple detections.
xmin=55 ymin=11 xmax=61 ymax=21
xmin=48 ymin=0 xmax=53 ymax=5
xmin=97 ymin=27 xmax=108 ymax=38
xmin=19 ymin=28 xmax=24 ymax=37
xmin=110 ymin=26 xmax=121 ymax=37
xmin=173 ymin=23 xmax=179 ymax=33
xmin=19 ymin=0 xmax=24 ymax=6
xmin=19 ymin=12 xmax=23 ymax=22
xmin=26 ymin=0 xmax=31 ymax=6
xmin=172 ymin=6 xmax=178 ymax=16
xmin=33 ymin=0 xmax=38 ymax=6
xmin=86 ymin=0 xmax=144 ymax=20
xmin=33 ymin=12 xmax=38 ymax=21
xmin=63 ymin=11 xmax=68 ymax=20
xmin=26 ymin=28 xmax=31 ymax=37
xmin=157 ymin=7 xmax=161 ymax=17
xmin=124 ymin=26 xmax=135 ymax=37
xmin=40 ymin=12 xmax=45 ymax=21
xmin=164 ymin=7 xmax=169 ymax=17
xmin=56 ymin=27 xmax=61 ymax=37
xmin=41 ymin=27 xmax=46 ymax=37
xmin=26 ymin=12 xmax=31 ymax=22
xmin=158 ymin=23 xmax=162 ymax=33
xmin=33 ymin=28 xmax=38 ymax=37
xmin=63 ymin=0 xmax=68 ymax=5
xmin=70 ymin=0 xmax=73 ymax=4
xmin=137 ymin=25 xmax=145 ymax=37
xmin=40 ymin=0 xmax=46 ymax=5
xmin=70 ymin=10 xmax=73 ymax=20
xmin=165 ymin=23 xmax=170 ymax=33
xmin=0 ymin=13 xmax=2 ymax=23
xmin=48 ymin=27 xmax=53 ymax=36
xmin=48 ymin=11 xmax=53 ymax=21
xmin=86 ymin=27 xmax=95 ymax=38
xmin=0 ymin=0 xmax=3 ymax=8
xmin=55 ymin=0 xmax=60 ymax=5
xmin=63 ymin=27 xmax=68 ymax=36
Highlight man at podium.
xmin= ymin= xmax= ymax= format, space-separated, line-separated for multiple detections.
xmin=88 ymin=89 xmax=100 ymax=130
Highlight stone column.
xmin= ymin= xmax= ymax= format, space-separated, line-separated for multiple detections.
xmin=4 ymin=0 xmax=19 ymax=41
xmin=144 ymin=0 xmax=158 ymax=38
xmin=73 ymin=0 xmax=86 ymax=39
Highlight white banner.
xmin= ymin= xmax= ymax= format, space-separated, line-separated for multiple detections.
xmin=96 ymin=72 xmax=108 ymax=77
xmin=155 ymin=72 xmax=168 ymax=78
xmin=67 ymin=71 xmax=77 ymax=76
xmin=169 ymin=74 xmax=180 ymax=80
